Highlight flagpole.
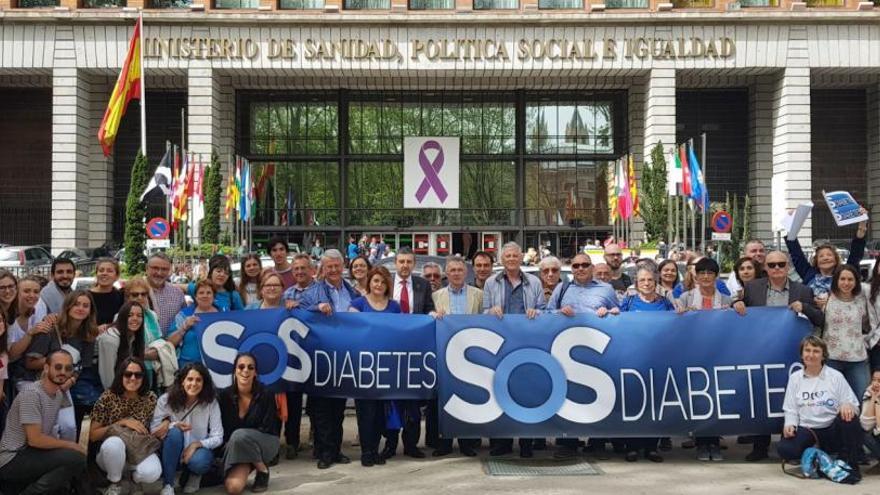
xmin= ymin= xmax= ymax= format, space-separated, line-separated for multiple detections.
xmin=701 ymin=132 xmax=708 ymax=252
xmin=138 ymin=14 xmax=147 ymax=158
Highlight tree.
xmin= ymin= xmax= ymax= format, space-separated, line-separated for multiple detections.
xmin=641 ymin=143 xmax=670 ymax=242
xmin=201 ymin=152 xmax=223 ymax=244
xmin=123 ymin=151 xmax=149 ymax=275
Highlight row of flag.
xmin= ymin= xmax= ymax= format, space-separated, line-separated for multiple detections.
xmin=668 ymin=140 xmax=708 ymax=210
xmin=140 ymin=144 xmax=207 ymax=230
xmin=607 ymin=154 xmax=640 ymax=223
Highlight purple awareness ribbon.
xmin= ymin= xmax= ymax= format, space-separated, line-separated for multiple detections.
xmin=414 ymin=140 xmax=448 ymax=203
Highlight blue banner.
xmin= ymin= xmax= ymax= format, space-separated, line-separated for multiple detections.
xmin=436 ymin=308 xmax=811 ymax=437
xmin=197 ymin=309 xmax=437 ymax=399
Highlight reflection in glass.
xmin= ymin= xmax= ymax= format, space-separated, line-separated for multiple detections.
xmin=525 ymin=161 xmax=610 ymax=227
xmin=252 ymin=162 xmax=339 ymax=226
xmin=214 ymin=0 xmax=258 ymax=7
xmin=538 ymin=0 xmax=582 ymax=7
xmin=604 ymin=0 xmax=648 ymax=6
xmin=17 ymin=0 xmax=60 ymax=6
xmin=526 ymin=101 xmax=614 ymax=154
xmin=474 ymin=0 xmax=518 ymax=8
xmin=280 ymin=0 xmax=324 ymax=7
xmin=249 ymin=101 xmax=338 ymax=155
xmin=345 ymin=0 xmax=390 ymax=7
xmin=410 ymin=0 xmax=453 ymax=7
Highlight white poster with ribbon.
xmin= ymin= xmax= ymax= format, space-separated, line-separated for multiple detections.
xmin=404 ymin=137 xmax=460 ymax=209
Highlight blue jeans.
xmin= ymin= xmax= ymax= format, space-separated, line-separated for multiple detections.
xmin=826 ymin=359 xmax=870 ymax=399
xmin=161 ymin=427 xmax=214 ymax=486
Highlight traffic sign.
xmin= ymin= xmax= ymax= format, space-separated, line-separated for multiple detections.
xmin=711 ymin=211 xmax=733 ymax=234
xmin=711 ymin=232 xmax=732 ymax=241
xmin=146 ymin=217 xmax=170 ymax=240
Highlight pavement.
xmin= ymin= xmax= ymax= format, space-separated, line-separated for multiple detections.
xmin=170 ymin=414 xmax=880 ymax=495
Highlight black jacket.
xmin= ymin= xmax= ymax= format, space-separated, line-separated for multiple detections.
xmin=217 ymin=382 xmax=281 ymax=442
xmin=740 ymin=278 xmax=824 ymax=328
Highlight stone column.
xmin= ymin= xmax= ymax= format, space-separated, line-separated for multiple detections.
xmin=641 ymin=68 xmax=677 ymax=245
xmin=748 ymin=75 xmax=775 ymax=244
xmin=87 ymin=74 xmax=115 ymax=248
xmin=867 ymin=84 xmax=880 ymax=239
xmin=770 ymin=67 xmax=812 ymax=245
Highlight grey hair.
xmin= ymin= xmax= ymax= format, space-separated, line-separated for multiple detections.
xmin=147 ymin=252 xmax=172 ymax=265
xmin=636 ymin=267 xmax=659 ymax=283
xmin=321 ymin=249 xmax=344 ymax=262
xmin=445 ymin=255 xmax=467 ymax=269
xmin=538 ymin=256 xmax=561 ymax=270
xmin=500 ymin=241 xmax=522 ymax=255
xmin=422 ymin=261 xmax=444 ymax=276
xmin=292 ymin=253 xmax=312 ymax=263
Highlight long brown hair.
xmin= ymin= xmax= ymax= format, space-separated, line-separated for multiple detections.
xmin=56 ymin=290 xmax=99 ymax=342
xmin=237 ymin=254 xmax=262 ymax=304
xmin=0 ymin=270 xmax=18 ymax=324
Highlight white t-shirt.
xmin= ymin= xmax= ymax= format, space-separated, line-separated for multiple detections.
xmin=783 ymin=365 xmax=859 ymax=429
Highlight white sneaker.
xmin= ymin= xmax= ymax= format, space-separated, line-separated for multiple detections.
xmin=183 ymin=474 xmax=202 ymax=494
xmin=160 ymin=485 xmax=176 ymax=495
xmin=105 ymin=483 xmax=123 ymax=495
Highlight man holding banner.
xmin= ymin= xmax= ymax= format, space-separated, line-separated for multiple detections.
xmin=733 ymin=250 xmax=824 ymax=462
xmin=297 ymin=249 xmax=360 ymax=469
xmin=382 ymin=248 xmax=435 ymax=460
xmin=430 ymin=256 xmax=483 ymax=457
xmin=482 ymin=242 xmax=545 ymax=458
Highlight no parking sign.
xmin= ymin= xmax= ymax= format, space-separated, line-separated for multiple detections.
xmin=146 ymin=217 xmax=170 ymax=240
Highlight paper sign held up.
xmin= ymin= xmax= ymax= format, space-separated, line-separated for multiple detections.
xmin=823 ymin=190 xmax=867 ymax=227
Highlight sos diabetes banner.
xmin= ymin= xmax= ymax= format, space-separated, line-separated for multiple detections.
xmin=195 ymin=307 xmax=810 ymax=436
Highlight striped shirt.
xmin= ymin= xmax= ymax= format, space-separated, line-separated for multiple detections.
xmin=150 ymin=283 xmax=186 ymax=337
xmin=0 ymin=380 xmax=65 ymax=469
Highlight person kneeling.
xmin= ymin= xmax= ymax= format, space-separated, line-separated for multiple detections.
xmin=777 ymin=336 xmax=863 ymax=472
xmin=152 ymin=362 xmax=224 ymax=495
xmin=90 ymin=357 xmax=162 ymax=495
xmin=219 ymin=353 xmax=279 ymax=494
xmin=0 ymin=350 xmax=88 ymax=495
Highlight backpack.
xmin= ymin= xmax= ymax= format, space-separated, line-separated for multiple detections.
xmin=798 ymin=447 xmax=861 ymax=484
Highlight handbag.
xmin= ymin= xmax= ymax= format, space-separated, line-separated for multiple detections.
xmin=104 ymin=423 xmax=161 ymax=465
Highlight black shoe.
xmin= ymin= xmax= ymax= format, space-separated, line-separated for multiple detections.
xmin=745 ymin=448 xmax=768 ymax=462
xmin=285 ymin=444 xmax=299 ymax=460
xmin=375 ymin=455 xmax=386 ymax=465
xmin=336 ymin=454 xmax=351 ymax=464
xmin=553 ymin=446 xmax=578 ymax=460
xmin=460 ymin=446 xmax=478 ymax=457
xmin=625 ymin=451 xmax=639 ymax=462
xmin=380 ymin=447 xmax=396 ymax=460
xmin=658 ymin=438 xmax=672 ymax=452
xmin=533 ymin=439 xmax=548 ymax=451
xmin=268 ymin=453 xmax=279 ymax=467
xmin=520 ymin=445 xmax=533 ymax=459
xmin=252 ymin=470 xmax=270 ymax=493
xmin=490 ymin=446 xmax=513 ymax=457
xmin=737 ymin=436 xmax=753 ymax=445
xmin=432 ymin=447 xmax=453 ymax=457
xmin=317 ymin=459 xmax=332 ymax=469
xmin=645 ymin=451 xmax=663 ymax=463
xmin=361 ymin=456 xmax=375 ymax=467
xmin=404 ymin=448 xmax=426 ymax=459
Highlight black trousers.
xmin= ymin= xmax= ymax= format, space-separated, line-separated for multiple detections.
xmin=355 ymin=399 xmax=386 ymax=460
xmin=491 ymin=438 xmax=535 ymax=451
xmin=285 ymin=391 xmax=305 ymax=448
xmin=311 ymin=396 xmax=346 ymax=463
xmin=0 ymin=447 xmax=87 ymax=495
xmin=384 ymin=400 xmax=421 ymax=452
xmin=776 ymin=417 xmax=863 ymax=465
xmin=625 ymin=438 xmax=659 ymax=452
xmin=425 ymin=399 xmax=479 ymax=451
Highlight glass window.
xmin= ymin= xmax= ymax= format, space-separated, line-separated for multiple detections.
xmin=538 ymin=0 xmax=582 ymax=7
xmin=348 ymin=98 xmax=515 ymax=155
xmin=525 ymin=161 xmax=610 ymax=227
xmin=82 ymin=0 xmax=126 ymax=6
xmin=410 ymin=0 xmax=453 ymax=6
xmin=604 ymin=0 xmax=648 ymax=7
xmin=149 ymin=0 xmax=191 ymax=7
xmin=473 ymin=0 xmax=517 ymax=7
xmin=738 ymin=0 xmax=777 ymax=5
xmin=214 ymin=0 xmax=258 ymax=8
xmin=249 ymin=101 xmax=338 ymax=155
xmin=16 ymin=0 xmax=59 ymax=6
xmin=347 ymin=161 xmax=404 ymax=226
xmin=526 ymin=101 xmax=614 ymax=155
xmin=345 ymin=0 xmax=390 ymax=8
xmin=280 ymin=0 xmax=324 ymax=7
xmin=671 ymin=0 xmax=713 ymax=6
xmin=253 ymin=162 xmax=340 ymax=226
xmin=460 ymin=161 xmax=517 ymax=226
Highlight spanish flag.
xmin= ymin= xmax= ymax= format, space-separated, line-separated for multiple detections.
xmin=98 ymin=17 xmax=143 ymax=157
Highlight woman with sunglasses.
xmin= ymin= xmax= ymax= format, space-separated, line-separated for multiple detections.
xmin=785 ymin=207 xmax=868 ymax=306
xmin=89 ymin=357 xmax=161 ymax=495
xmin=152 ymin=362 xmax=222 ymax=495
xmin=822 ymin=265 xmax=872 ymax=399
xmin=237 ymin=254 xmax=263 ymax=307
xmin=90 ymin=258 xmax=125 ymax=333
xmin=97 ymin=302 xmax=150 ymax=389
xmin=0 ymin=270 xmax=17 ymax=325
xmin=218 ymin=353 xmax=278 ymax=494
xmin=348 ymin=256 xmax=372 ymax=296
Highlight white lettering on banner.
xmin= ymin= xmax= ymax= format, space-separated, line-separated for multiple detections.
xmin=659 ymin=368 xmax=688 ymax=421
xmin=687 ymin=367 xmax=714 ymax=421
xmin=444 ymin=328 xmax=505 ymax=424
xmin=714 ymin=366 xmax=739 ymax=420
xmin=549 ymin=327 xmax=616 ymax=423
xmin=201 ymin=316 xmax=435 ymax=392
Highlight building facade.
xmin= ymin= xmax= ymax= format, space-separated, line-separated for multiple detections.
xmin=1 ymin=0 xmax=879 ymax=258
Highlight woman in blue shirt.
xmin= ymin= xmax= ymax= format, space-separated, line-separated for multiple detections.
xmin=168 ymin=280 xmax=219 ymax=367
xmin=620 ymin=267 xmax=674 ymax=462
xmin=349 ymin=266 xmax=400 ymax=467
xmin=186 ymin=255 xmax=244 ymax=312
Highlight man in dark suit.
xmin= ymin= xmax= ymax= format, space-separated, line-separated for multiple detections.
xmin=733 ymin=250 xmax=824 ymax=462
xmin=382 ymin=247 xmax=436 ymax=460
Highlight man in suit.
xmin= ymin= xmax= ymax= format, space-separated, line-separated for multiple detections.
xmin=733 ymin=250 xmax=824 ymax=462
xmin=430 ymin=256 xmax=483 ymax=457
xmin=382 ymin=247 xmax=436 ymax=460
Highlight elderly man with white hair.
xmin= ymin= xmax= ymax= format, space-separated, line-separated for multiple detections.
xmin=481 ymin=241 xmax=546 ymax=458
xmin=538 ymin=256 xmax=563 ymax=304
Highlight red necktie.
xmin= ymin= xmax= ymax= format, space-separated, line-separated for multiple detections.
xmin=400 ymin=279 xmax=410 ymax=314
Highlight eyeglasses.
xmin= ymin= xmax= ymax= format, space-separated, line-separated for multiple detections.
xmin=606 ymin=253 xmax=623 ymax=257
xmin=541 ymin=268 xmax=560 ymax=274
xmin=572 ymin=263 xmax=592 ymax=270
xmin=766 ymin=262 xmax=788 ymax=269
xmin=129 ymin=291 xmax=148 ymax=298
xmin=123 ymin=371 xmax=144 ymax=380
xmin=53 ymin=364 xmax=74 ymax=372
xmin=0 ymin=284 xmax=15 ymax=292
xmin=262 ymin=283 xmax=283 ymax=289
xmin=423 ymin=274 xmax=440 ymax=279
xmin=237 ymin=364 xmax=256 ymax=371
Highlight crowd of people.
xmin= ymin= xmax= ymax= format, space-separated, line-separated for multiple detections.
xmin=0 ymin=220 xmax=879 ymax=493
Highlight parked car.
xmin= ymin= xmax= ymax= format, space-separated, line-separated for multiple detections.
xmin=0 ymin=245 xmax=54 ymax=269
xmin=860 ymin=258 xmax=876 ymax=282
xmin=57 ymin=247 xmax=113 ymax=264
